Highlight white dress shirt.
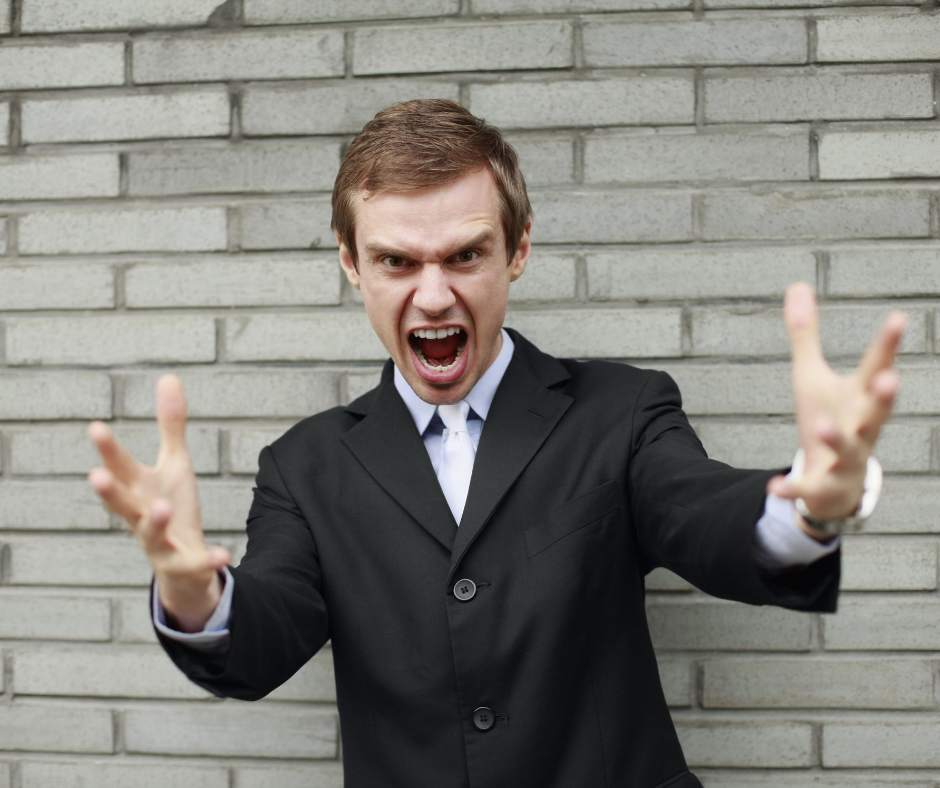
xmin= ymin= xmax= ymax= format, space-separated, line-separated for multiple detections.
xmin=156 ymin=328 xmax=839 ymax=646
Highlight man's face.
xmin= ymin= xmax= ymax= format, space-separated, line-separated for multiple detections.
xmin=339 ymin=168 xmax=530 ymax=406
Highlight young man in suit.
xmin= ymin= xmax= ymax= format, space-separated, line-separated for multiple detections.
xmin=88 ymin=100 xmax=904 ymax=788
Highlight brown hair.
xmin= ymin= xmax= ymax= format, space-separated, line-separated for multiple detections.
xmin=331 ymin=99 xmax=531 ymax=267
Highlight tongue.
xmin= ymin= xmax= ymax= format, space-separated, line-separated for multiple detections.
xmin=419 ymin=335 xmax=460 ymax=364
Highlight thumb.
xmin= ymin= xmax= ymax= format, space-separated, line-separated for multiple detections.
xmin=156 ymin=374 xmax=189 ymax=454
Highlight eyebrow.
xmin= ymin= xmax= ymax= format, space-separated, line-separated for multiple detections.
xmin=363 ymin=231 xmax=496 ymax=261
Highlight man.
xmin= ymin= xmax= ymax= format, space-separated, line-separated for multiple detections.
xmin=88 ymin=100 xmax=904 ymax=788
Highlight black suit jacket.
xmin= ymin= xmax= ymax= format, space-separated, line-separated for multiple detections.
xmin=160 ymin=329 xmax=839 ymax=788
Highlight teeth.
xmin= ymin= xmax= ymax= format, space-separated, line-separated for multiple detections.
xmin=411 ymin=326 xmax=463 ymax=339
xmin=414 ymin=343 xmax=465 ymax=373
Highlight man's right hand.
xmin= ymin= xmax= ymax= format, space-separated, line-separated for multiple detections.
xmin=87 ymin=374 xmax=231 ymax=632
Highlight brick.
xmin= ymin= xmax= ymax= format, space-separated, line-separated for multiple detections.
xmin=122 ymin=369 xmax=339 ymax=419
xmin=127 ymin=141 xmax=341 ymax=196
xmin=705 ymin=71 xmax=933 ymax=123
xmin=823 ymin=722 xmax=940 ymax=768
xmin=134 ymin=30 xmax=344 ymax=84
xmin=345 ymin=369 xmax=383 ymax=403
xmin=677 ymin=722 xmax=814 ymax=767
xmin=645 ymin=567 xmax=693 ymax=592
xmin=584 ymin=129 xmax=808 ymax=184
xmin=116 ymin=592 xmax=158 ymax=643
xmin=22 ymin=90 xmax=230 ymax=144
xmin=9 ymin=424 xmax=220 ymax=475
xmin=245 ymin=0 xmax=457 ymax=25
xmin=124 ymin=704 xmax=337 ymax=758
xmin=507 ymin=253 xmax=577 ymax=302
xmin=894 ymin=365 xmax=940 ymax=415
xmin=240 ymin=199 xmax=335 ymax=251
xmin=698 ymin=774 xmax=936 ymax=788
xmin=13 ymin=646 xmax=208 ymax=699
xmin=0 ymin=480 xmax=110 ymax=530
xmin=21 ymin=761 xmax=229 ymax=788
xmin=242 ymin=82 xmax=460 ymax=137
xmin=0 ymin=153 xmax=119 ymax=200
xmin=354 ymin=21 xmax=572 ymax=75
xmin=125 ymin=256 xmax=341 ymax=308
xmin=268 ymin=650 xmax=336 ymax=701
xmin=0 ymin=103 xmax=9 ymax=147
xmin=469 ymin=77 xmax=694 ymax=129
xmin=647 ymin=600 xmax=812 ymax=651
xmin=703 ymin=657 xmax=935 ymax=709
xmin=691 ymin=421 xmax=931 ymax=474
xmin=224 ymin=312 xmax=387 ymax=362
xmin=0 ymin=217 xmax=7 ymax=253
xmin=657 ymin=659 xmax=692 ymax=708
xmin=841 ymin=537 xmax=937 ymax=591
xmin=701 ymin=189 xmax=930 ymax=241
xmin=828 ymin=247 xmax=940 ymax=297
xmin=228 ymin=426 xmax=293 ymax=474
xmin=506 ymin=136 xmax=575 ymax=187
xmin=824 ymin=598 xmax=940 ymax=650
xmin=0 ymin=42 xmax=124 ymax=90
xmin=0 ymin=0 xmax=8 ymax=33
xmin=5 ymin=535 xmax=151 ymax=586
xmin=198 ymin=479 xmax=254 ymax=532
xmin=506 ymin=308 xmax=682 ymax=358
xmin=656 ymin=363 xmax=793 ymax=416
xmin=689 ymin=305 xmax=927 ymax=357
xmin=584 ymin=17 xmax=805 ymax=67
xmin=0 ymin=373 xmax=112 ymax=420
xmin=6 ymin=315 xmax=217 ymax=366
xmin=819 ymin=130 xmax=940 ymax=180
xmin=237 ymin=764 xmax=345 ymax=788
xmin=0 ymin=592 xmax=111 ymax=640
xmin=22 ymin=0 xmax=221 ymax=32
xmin=530 ymin=191 xmax=693 ymax=243
xmin=475 ymin=0 xmax=685 ymax=10
xmin=818 ymin=14 xmax=940 ymax=63
xmin=866 ymin=478 xmax=940 ymax=534
xmin=0 ymin=705 xmax=113 ymax=753
xmin=590 ymin=248 xmax=814 ymax=302
xmin=0 ymin=264 xmax=114 ymax=310
xmin=19 ymin=206 xmax=228 ymax=255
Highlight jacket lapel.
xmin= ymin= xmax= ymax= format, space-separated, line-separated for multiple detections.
xmin=448 ymin=335 xmax=573 ymax=582
xmin=342 ymin=362 xmax=457 ymax=553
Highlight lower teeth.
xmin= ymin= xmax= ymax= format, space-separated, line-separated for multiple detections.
xmin=416 ymin=345 xmax=464 ymax=372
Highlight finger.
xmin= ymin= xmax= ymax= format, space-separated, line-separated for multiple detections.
xmin=858 ymin=311 xmax=907 ymax=386
xmin=767 ymin=474 xmax=798 ymax=500
xmin=88 ymin=421 xmax=138 ymax=485
xmin=814 ymin=417 xmax=846 ymax=453
xmin=156 ymin=374 xmax=189 ymax=456
xmin=784 ymin=282 xmax=825 ymax=369
xmin=856 ymin=368 xmax=900 ymax=443
xmin=205 ymin=546 xmax=232 ymax=570
xmin=88 ymin=467 xmax=143 ymax=524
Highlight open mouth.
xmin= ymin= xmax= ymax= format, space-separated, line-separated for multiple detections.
xmin=408 ymin=326 xmax=469 ymax=382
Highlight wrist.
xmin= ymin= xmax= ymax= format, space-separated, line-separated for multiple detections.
xmin=157 ymin=570 xmax=223 ymax=633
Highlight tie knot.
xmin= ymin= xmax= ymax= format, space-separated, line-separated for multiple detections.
xmin=438 ymin=401 xmax=470 ymax=434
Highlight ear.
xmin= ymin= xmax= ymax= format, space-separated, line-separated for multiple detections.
xmin=338 ymin=234 xmax=361 ymax=290
xmin=508 ymin=220 xmax=532 ymax=283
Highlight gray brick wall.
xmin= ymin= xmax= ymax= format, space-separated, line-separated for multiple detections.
xmin=0 ymin=0 xmax=937 ymax=784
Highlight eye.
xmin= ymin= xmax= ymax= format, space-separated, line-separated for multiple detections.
xmin=381 ymin=255 xmax=406 ymax=268
xmin=455 ymin=250 xmax=479 ymax=263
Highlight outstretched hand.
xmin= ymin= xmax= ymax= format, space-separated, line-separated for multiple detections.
xmin=88 ymin=374 xmax=230 ymax=631
xmin=767 ymin=282 xmax=906 ymax=539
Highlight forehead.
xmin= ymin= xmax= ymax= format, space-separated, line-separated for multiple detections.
xmin=354 ymin=169 xmax=504 ymax=258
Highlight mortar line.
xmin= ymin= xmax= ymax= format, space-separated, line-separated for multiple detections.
xmin=694 ymin=68 xmax=705 ymax=129
xmin=124 ymin=39 xmax=133 ymax=86
xmin=344 ymin=31 xmax=354 ymax=79
xmin=809 ymin=125 xmax=820 ymax=182
xmin=10 ymin=0 xmax=20 ymax=35
xmin=806 ymin=17 xmax=817 ymax=66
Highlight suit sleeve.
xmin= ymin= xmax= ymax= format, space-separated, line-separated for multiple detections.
xmin=157 ymin=445 xmax=330 ymax=700
xmin=628 ymin=370 xmax=839 ymax=613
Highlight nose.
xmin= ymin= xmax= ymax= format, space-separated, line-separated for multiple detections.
xmin=412 ymin=263 xmax=457 ymax=316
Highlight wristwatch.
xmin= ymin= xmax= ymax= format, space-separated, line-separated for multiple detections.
xmin=790 ymin=448 xmax=883 ymax=535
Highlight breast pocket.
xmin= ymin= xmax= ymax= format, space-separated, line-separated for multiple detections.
xmin=525 ymin=480 xmax=621 ymax=559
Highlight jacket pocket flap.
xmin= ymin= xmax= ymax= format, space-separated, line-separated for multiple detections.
xmin=525 ymin=480 xmax=620 ymax=558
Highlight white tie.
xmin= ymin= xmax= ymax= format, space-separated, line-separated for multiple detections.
xmin=437 ymin=401 xmax=475 ymax=525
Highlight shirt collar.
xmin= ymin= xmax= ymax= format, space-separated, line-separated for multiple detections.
xmin=394 ymin=328 xmax=514 ymax=435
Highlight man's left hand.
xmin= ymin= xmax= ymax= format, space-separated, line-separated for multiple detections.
xmin=767 ymin=282 xmax=907 ymax=541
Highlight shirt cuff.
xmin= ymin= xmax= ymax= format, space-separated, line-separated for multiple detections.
xmin=754 ymin=492 xmax=841 ymax=570
xmin=152 ymin=566 xmax=233 ymax=651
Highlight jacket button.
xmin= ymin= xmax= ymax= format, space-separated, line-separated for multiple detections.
xmin=454 ymin=579 xmax=477 ymax=601
xmin=473 ymin=707 xmax=495 ymax=731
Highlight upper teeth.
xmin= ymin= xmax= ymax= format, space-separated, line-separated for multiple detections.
xmin=413 ymin=327 xmax=462 ymax=339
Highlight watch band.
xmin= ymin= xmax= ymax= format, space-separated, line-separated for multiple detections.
xmin=791 ymin=449 xmax=883 ymax=535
